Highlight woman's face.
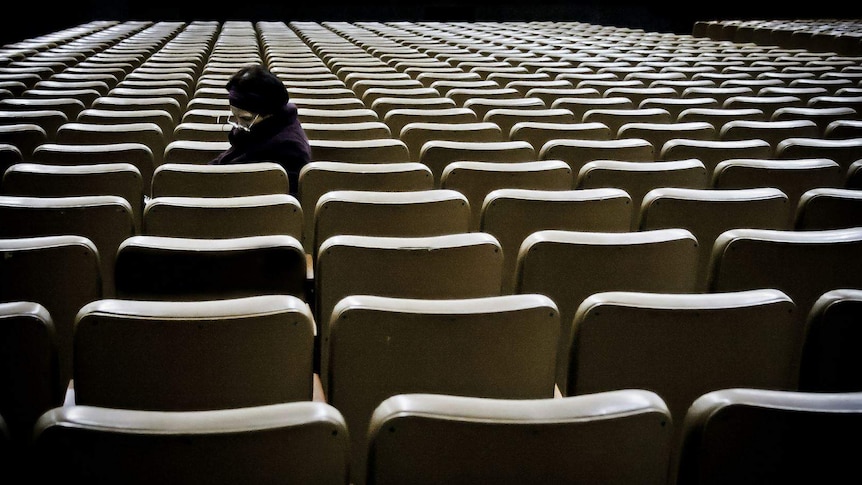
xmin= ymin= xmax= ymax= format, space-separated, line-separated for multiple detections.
xmin=228 ymin=106 xmax=262 ymax=131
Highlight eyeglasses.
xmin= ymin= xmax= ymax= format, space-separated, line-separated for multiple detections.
xmin=218 ymin=114 xmax=260 ymax=132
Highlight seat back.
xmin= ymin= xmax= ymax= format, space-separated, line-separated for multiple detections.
xmin=0 ymin=301 xmax=60 ymax=446
xmin=639 ymin=187 xmax=791 ymax=289
xmin=114 ymin=234 xmax=307 ymax=301
xmin=0 ymin=195 xmax=135 ymax=297
xmin=712 ymin=158 xmax=845 ymax=208
xmin=151 ymin=161 xmax=289 ymax=197
xmin=143 ymin=194 xmax=303 ymax=241
xmin=568 ymin=289 xmax=799 ymax=451
xmin=366 ymin=390 xmax=672 ymax=485
xmin=799 ymin=288 xmax=862 ymax=392
xmin=328 ymin=293 xmax=559 ymax=485
xmin=794 ymin=187 xmax=862 ymax=230
xmin=33 ymin=401 xmax=350 ymax=485
xmin=539 ymin=138 xmax=654 ymax=176
xmin=316 ymin=232 xmax=504 ymax=391
xmin=676 ymin=388 xmax=862 ymax=485
xmin=72 ymin=295 xmax=315 ymax=410
xmin=481 ymin=188 xmax=632 ymax=293
xmin=30 ymin=142 xmax=155 ymax=192
xmin=419 ymin=140 xmax=537 ymax=186
xmin=162 ymin=139 xmax=231 ymax=165
xmin=309 ymin=138 xmax=410 ymax=164
xmin=312 ymin=189 xmax=470 ymax=260
xmin=0 ymin=235 xmax=101 ymax=398
xmin=516 ymin=228 xmax=700 ymax=388
xmin=708 ymin=227 xmax=862 ymax=329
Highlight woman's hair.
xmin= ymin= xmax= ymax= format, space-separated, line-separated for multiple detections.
xmin=225 ymin=64 xmax=289 ymax=115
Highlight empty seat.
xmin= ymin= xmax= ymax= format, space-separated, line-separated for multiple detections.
xmin=568 ymin=289 xmax=799 ymax=459
xmin=660 ymin=139 xmax=772 ymax=175
xmin=144 ymin=194 xmax=304 ymax=240
xmin=32 ymin=401 xmax=350 ymax=484
xmin=419 ymin=140 xmax=537 ymax=186
xmin=151 ymin=161 xmax=289 ymax=198
xmin=163 ymin=139 xmax=232 ymax=165
xmin=712 ymin=158 xmax=845 ymax=208
xmin=707 ymin=227 xmax=862 ymax=328
xmin=0 ymin=235 xmax=101 ymax=399
xmin=582 ymin=107 xmax=672 ymax=136
xmin=30 ymin=142 xmax=156 ymax=193
xmin=509 ymin=121 xmax=613 ymax=151
xmin=617 ymin=121 xmax=716 ymax=151
xmin=794 ymin=187 xmax=862 ymax=230
xmin=0 ymin=123 xmax=47 ymax=159
xmin=482 ymin=188 xmax=632 ymax=293
xmin=676 ymin=388 xmax=862 ymax=485
xmin=775 ymin=137 xmax=862 ymax=171
xmin=71 ymin=294 xmax=316 ymax=410
xmin=366 ymin=389 xmax=672 ymax=485
xmin=539 ymin=138 xmax=655 ymax=176
xmin=114 ymin=234 xmax=307 ymax=301
xmin=327 ymin=293 xmax=559 ymax=485
xmin=55 ymin=122 xmax=167 ymax=167
xmin=799 ymin=288 xmax=862 ymax=392
xmin=515 ymin=228 xmax=700 ymax=388
xmin=639 ymin=187 xmax=791 ymax=290
xmin=399 ymin=121 xmax=505 ymax=162
xmin=719 ymin=119 xmax=820 ymax=154
xmin=309 ymin=138 xmax=409 ymax=164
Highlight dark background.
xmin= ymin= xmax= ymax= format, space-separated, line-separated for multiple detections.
xmin=3 ymin=1 xmax=862 ymax=46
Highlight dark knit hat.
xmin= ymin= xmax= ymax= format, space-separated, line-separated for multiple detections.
xmin=225 ymin=64 xmax=288 ymax=115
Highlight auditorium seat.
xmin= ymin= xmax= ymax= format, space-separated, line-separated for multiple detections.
xmin=847 ymin=159 xmax=862 ymax=188
xmin=509 ymin=121 xmax=612 ymax=151
xmin=576 ymin=159 xmax=710 ymax=230
xmin=707 ymin=227 xmax=862 ymax=332
xmin=419 ymin=140 xmax=537 ymax=186
xmin=539 ymin=138 xmax=655 ymax=176
xmin=327 ymin=293 xmax=559 ymax=485
xmin=399 ymin=121 xmax=505 ymax=162
xmin=311 ymin=188 xmax=471 ymax=260
xmin=719 ymin=119 xmax=819 ymax=155
xmin=143 ymin=194 xmax=304 ymax=241
xmin=163 ymin=139 xmax=231 ymax=165
xmin=775 ymin=137 xmax=862 ymax=172
xmin=382 ymin=107 xmax=478 ymax=138
xmin=799 ymin=288 xmax=862 ymax=392
xmin=114 ymin=234 xmax=307 ymax=301
xmin=309 ymin=138 xmax=410 ymax=164
xmin=30 ymin=142 xmax=156 ymax=193
xmin=151 ymin=161 xmax=289 ymax=197
xmin=793 ymin=187 xmax=862 ymax=230
xmin=1 ymin=162 xmax=145 ymax=232
xmin=660 ymin=138 xmax=772 ymax=176
xmin=0 ymin=123 xmax=47 ymax=159
xmin=76 ymin=108 xmax=175 ymax=142
xmin=568 ymin=288 xmax=798 ymax=463
xmin=771 ymin=106 xmax=857 ymax=135
xmin=712 ymin=158 xmax=845 ymax=209
xmin=515 ymin=228 xmax=700 ymax=388
xmin=301 ymin=120 xmax=392 ymax=141
xmin=70 ymin=294 xmax=317 ymax=409
xmin=55 ymin=121 xmax=167 ymax=167
xmin=315 ymin=232 xmax=504 ymax=391
xmin=676 ymin=107 xmax=765 ymax=132
xmin=639 ymin=187 xmax=791 ymax=289
xmin=366 ymin=389 xmax=671 ymax=485
xmin=91 ymin=96 xmax=182 ymax=125
xmin=0 ymin=109 xmax=67 ymax=141
xmin=551 ymin=96 xmax=635 ymax=122
xmin=675 ymin=388 xmax=862 ymax=485
xmin=617 ymin=121 xmax=716 ymax=151
xmin=32 ymin=401 xmax=350 ymax=484
xmin=0 ymin=235 xmax=101 ymax=401
xmin=0 ymin=301 xmax=61 ymax=448
xmin=482 ymin=187 xmax=631 ymax=293
xmin=0 ymin=98 xmax=85 ymax=125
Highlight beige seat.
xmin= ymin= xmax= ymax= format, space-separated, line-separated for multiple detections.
xmin=799 ymin=288 xmax=862 ymax=392
xmin=76 ymin=108 xmax=175 ymax=141
xmin=365 ymin=390 xmax=672 ymax=485
xmin=381 ymin=100 xmax=473 ymax=128
xmin=370 ymin=96 xmax=457 ymax=118
xmin=540 ymin=138 xmax=655 ymax=180
xmin=0 ymin=110 xmax=67 ymax=141
xmin=569 ymin=289 xmax=798 ymax=463
xmin=677 ymin=107 xmax=765 ymax=132
xmin=151 ymin=162 xmax=289 ymax=198
xmin=0 ymin=98 xmax=86 ymax=123
xmin=312 ymin=189 xmax=471 ymax=260
xmin=30 ymin=142 xmax=156 ymax=192
xmin=163 ymin=139 xmax=231 ymax=165
xmin=0 ymin=235 xmax=101 ymax=401
xmin=309 ymin=138 xmax=409 ymax=164
xmin=617 ymin=121 xmax=716 ymax=151
xmin=171 ymin=121 xmax=231 ymax=142
xmin=114 ymin=234 xmax=307 ymax=301
xmin=824 ymin=119 xmax=862 ymax=139
xmin=707 ymin=227 xmax=862 ymax=328
xmin=441 ymin=160 xmax=574 ymax=231
xmin=1 ymin=162 xmax=145 ymax=232
xmin=70 ymin=294 xmax=317 ymax=410
xmin=515 ymin=228 xmax=700 ymax=388
xmin=399 ymin=121 xmax=505 ymax=162
xmin=315 ymin=232 xmax=504 ymax=391
xmin=301 ymin=121 xmax=391 ymax=141
xmin=463 ymin=97 xmax=545 ymax=120
xmin=419 ymin=140 xmax=537 ymax=186
xmin=481 ymin=188 xmax=632 ymax=293
xmin=0 ymin=123 xmax=47 ymax=159
xmin=144 ymin=194 xmax=304 ymax=241
xmin=771 ymin=106 xmax=857 ymax=135
xmin=0 ymin=301 xmax=61 ymax=448
xmin=719 ymin=119 xmax=820 ymax=154
xmin=712 ymin=158 xmax=845 ymax=209
xmin=91 ymin=96 xmax=182 ymax=125
xmin=676 ymin=388 xmax=862 ymax=485
xmin=639 ymin=97 xmax=720 ymax=120
xmin=660 ymin=138 xmax=772 ymax=175
xmin=639 ymin=187 xmax=791 ymax=289
xmin=55 ymin=121 xmax=167 ymax=167
xmin=775 ymin=137 xmax=862 ymax=172
xmin=298 ymin=107 xmax=380 ymax=125
xmin=32 ymin=401 xmax=350 ymax=485
xmin=509 ymin=121 xmax=612 ymax=151
xmin=484 ymin=108 xmax=577 ymax=139
xmin=0 ymin=194 xmax=134 ymax=297
xmin=551 ymin=96 xmax=634 ymax=122
xmin=327 ymin=293 xmax=559 ymax=485
xmin=794 ymin=187 xmax=862 ymax=230
xmin=582 ymin=107 xmax=673 ymax=136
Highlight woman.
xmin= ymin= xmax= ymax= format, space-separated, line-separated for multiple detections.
xmin=211 ymin=64 xmax=311 ymax=195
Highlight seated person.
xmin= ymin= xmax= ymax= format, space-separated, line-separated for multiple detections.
xmin=211 ymin=64 xmax=311 ymax=195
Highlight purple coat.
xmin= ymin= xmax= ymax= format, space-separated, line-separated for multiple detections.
xmin=210 ymin=102 xmax=311 ymax=194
